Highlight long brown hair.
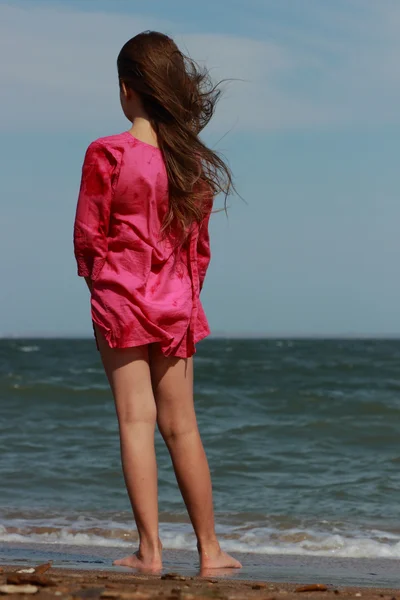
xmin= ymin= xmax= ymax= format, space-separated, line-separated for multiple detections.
xmin=117 ymin=31 xmax=234 ymax=236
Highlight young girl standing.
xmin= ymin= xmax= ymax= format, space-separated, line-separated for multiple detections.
xmin=73 ymin=31 xmax=241 ymax=572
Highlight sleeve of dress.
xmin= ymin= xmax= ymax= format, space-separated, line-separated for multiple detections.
xmin=73 ymin=141 xmax=118 ymax=281
xmin=197 ymin=201 xmax=212 ymax=292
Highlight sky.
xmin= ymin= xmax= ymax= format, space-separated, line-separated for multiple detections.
xmin=1 ymin=0 xmax=400 ymax=337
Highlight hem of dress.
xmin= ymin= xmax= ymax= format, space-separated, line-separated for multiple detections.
xmin=91 ymin=316 xmax=181 ymax=358
xmin=91 ymin=316 xmax=210 ymax=359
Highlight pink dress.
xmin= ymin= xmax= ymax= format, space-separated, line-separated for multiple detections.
xmin=73 ymin=131 xmax=212 ymax=358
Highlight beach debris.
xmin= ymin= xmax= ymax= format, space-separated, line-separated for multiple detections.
xmin=252 ymin=583 xmax=268 ymax=590
xmin=14 ymin=563 xmax=52 ymax=576
xmin=0 ymin=584 xmax=39 ymax=594
xmin=74 ymin=587 xmax=106 ymax=599
xmin=101 ymin=592 xmax=151 ymax=600
xmin=355 ymin=594 xmax=362 ymax=597
xmin=100 ymin=591 xmax=149 ymax=600
xmin=7 ymin=574 xmax=56 ymax=587
xmin=34 ymin=562 xmax=53 ymax=575
xmin=16 ymin=568 xmax=35 ymax=574
xmin=295 ymin=584 xmax=328 ymax=593
xmin=100 ymin=591 xmax=122 ymax=599
xmin=161 ymin=573 xmax=186 ymax=581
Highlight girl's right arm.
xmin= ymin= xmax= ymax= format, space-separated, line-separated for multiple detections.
xmin=73 ymin=141 xmax=118 ymax=282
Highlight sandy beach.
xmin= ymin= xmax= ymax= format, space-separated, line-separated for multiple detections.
xmin=1 ymin=563 xmax=399 ymax=600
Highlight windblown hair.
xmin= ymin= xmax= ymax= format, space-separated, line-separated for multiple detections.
xmin=117 ymin=31 xmax=234 ymax=236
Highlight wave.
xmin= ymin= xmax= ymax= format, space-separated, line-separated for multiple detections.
xmin=1 ymin=522 xmax=400 ymax=559
xmin=18 ymin=345 xmax=40 ymax=353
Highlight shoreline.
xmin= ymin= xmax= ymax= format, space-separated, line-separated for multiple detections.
xmin=1 ymin=543 xmax=400 ymax=591
xmin=1 ymin=563 xmax=400 ymax=600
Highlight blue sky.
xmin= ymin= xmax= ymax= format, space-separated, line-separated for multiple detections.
xmin=1 ymin=0 xmax=400 ymax=337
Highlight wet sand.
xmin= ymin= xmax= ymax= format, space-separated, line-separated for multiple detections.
xmin=1 ymin=563 xmax=399 ymax=600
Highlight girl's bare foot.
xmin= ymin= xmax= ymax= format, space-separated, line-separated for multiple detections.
xmin=113 ymin=550 xmax=162 ymax=572
xmin=113 ymin=540 xmax=163 ymax=572
xmin=198 ymin=541 xmax=242 ymax=570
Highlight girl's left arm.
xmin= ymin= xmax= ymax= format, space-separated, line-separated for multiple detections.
xmin=73 ymin=141 xmax=118 ymax=283
xmin=197 ymin=202 xmax=212 ymax=292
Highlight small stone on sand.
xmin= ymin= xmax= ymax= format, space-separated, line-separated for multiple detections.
xmin=0 ymin=584 xmax=39 ymax=594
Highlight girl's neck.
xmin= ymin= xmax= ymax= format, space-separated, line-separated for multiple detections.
xmin=129 ymin=116 xmax=159 ymax=149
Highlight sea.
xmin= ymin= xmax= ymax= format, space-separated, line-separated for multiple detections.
xmin=1 ymin=338 xmax=400 ymax=587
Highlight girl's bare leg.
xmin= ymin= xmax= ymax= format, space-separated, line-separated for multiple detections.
xmin=149 ymin=344 xmax=241 ymax=570
xmin=94 ymin=324 xmax=162 ymax=571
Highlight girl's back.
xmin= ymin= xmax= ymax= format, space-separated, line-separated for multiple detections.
xmin=74 ymin=131 xmax=211 ymax=357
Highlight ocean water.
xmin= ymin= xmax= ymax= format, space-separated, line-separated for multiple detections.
xmin=1 ymin=338 xmax=400 ymax=575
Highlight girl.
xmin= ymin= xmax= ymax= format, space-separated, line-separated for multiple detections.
xmin=73 ymin=31 xmax=241 ymax=572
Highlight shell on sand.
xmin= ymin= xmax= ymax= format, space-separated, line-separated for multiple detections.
xmin=16 ymin=569 xmax=35 ymax=574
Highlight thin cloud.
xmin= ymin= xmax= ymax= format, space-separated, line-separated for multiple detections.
xmin=1 ymin=1 xmax=400 ymax=132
